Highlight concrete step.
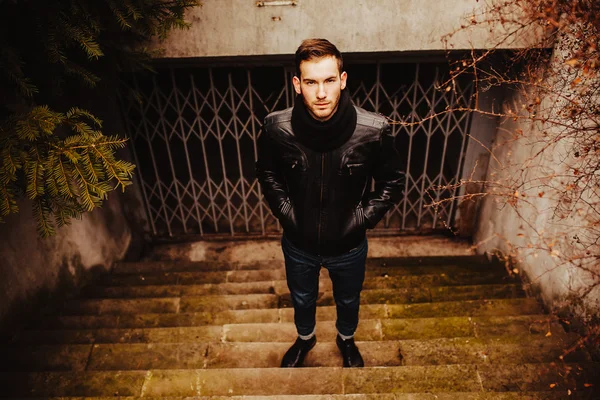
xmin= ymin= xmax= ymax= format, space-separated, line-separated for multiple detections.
xmin=0 ymin=363 xmax=597 ymax=397
xmin=0 ymin=394 xmax=574 ymax=400
xmin=98 ymin=263 xmax=508 ymax=287
xmin=82 ymin=270 xmax=515 ymax=299
xmin=0 ymin=395 xmax=575 ymax=400
xmin=113 ymin=255 xmax=493 ymax=274
xmin=0 ymin=394 xmax=575 ymax=399
xmin=59 ymin=284 xmax=525 ymax=316
xmin=32 ymin=298 xmax=543 ymax=330
xmin=1 ymin=335 xmax=588 ymax=372
xmin=15 ymin=315 xmax=570 ymax=345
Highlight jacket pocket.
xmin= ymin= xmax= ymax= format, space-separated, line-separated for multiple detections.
xmin=342 ymin=203 xmax=367 ymax=237
xmin=355 ymin=203 xmax=367 ymax=229
xmin=278 ymin=199 xmax=298 ymax=232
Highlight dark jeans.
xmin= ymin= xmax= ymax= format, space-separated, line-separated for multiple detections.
xmin=281 ymin=234 xmax=368 ymax=337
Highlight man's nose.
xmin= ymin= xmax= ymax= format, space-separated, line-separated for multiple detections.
xmin=317 ymin=84 xmax=326 ymax=99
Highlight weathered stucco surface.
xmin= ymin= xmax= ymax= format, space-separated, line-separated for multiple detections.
xmin=0 ymin=193 xmax=132 ymax=333
xmin=473 ymin=40 xmax=600 ymax=322
xmin=152 ymin=0 xmax=541 ymax=59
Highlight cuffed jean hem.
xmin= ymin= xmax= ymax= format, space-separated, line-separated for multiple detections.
xmin=298 ymin=328 xmax=316 ymax=340
xmin=337 ymin=331 xmax=354 ymax=340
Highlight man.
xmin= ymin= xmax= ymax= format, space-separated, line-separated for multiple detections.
xmin=255 ymin=38 xmax=405 ymax=368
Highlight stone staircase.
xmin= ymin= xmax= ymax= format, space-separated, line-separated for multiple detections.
xmin=1 ymin=245 xmax=599 ymax=398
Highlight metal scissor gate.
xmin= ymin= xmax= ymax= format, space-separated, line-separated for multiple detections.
xmin=119 ymin=60 xmax=475 ymax=238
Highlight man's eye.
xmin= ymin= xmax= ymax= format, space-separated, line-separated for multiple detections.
xmin=306 ymin=81 xmax=315 ymax=85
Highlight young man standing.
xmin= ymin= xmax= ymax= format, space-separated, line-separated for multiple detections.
xmin=255 ymin=38 xmax=405 ymax=368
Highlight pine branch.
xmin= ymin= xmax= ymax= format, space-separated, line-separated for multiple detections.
xmin=59 ymin=15 xmax=104 ymax=60
xmin=0 ymin=141 xmax=20 ymax=183
xmin=71 ymin=159 xmax=104 ymax=211
xmin=125 ymin=3 xmax=142 ymax=21
xmin=84 ymin=149 xmax=105 ymax=182
xmin=71 ymin=122 xmax=96 ymax=136
xmin=0 ymin=183 xmax=18 ymax=218
xmin=46 ymin=151 xmax=60 ymax=197
xmin=108 ymin=0 xmax=133 ymax=29
xmin=90 ymin=141 xmax=135 ymax=190
xmin=66 ymin=107 xmax=103 ymax=127
xmin=55 ymin=156 xmax=78 ymax=198
xmin=53 ymin=196 xmax=83 ymax=227
xmin=0 ymin=44 xmax=39 ymax=98
xmin=63 ymin=60 xmax=101 ymax=88
xmin=15 ymin=106 xmax=63 ymax=140
xmin=33 ymin=196 xmax=56 ymax=238
xmin=25 ymin=147 xmax=46 ymax=199
xmin=45 ymin=30 xmax=68 ymax=65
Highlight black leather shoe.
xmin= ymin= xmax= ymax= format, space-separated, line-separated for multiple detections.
xmin=280 ymin=335 xmax=317 ymax=367
xmin=336 ymin=334 xmax=364 ymax=367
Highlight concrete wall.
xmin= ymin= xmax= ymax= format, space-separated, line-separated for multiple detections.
xmin=153 ymin=0 xmax=540 ymax=59
xmin=0 ymin=194 xmax=131 ymax=333
xmin=454 ymin=86 xmax=503 ymax=237
xmin=473 ymin=42 xmax=600 ymax=323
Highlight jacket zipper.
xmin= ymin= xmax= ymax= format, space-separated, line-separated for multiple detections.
xmin=317 ymin=153 xmax=324 ymax=254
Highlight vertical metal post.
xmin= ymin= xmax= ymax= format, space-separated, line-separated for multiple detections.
xmin=248 ymin=70 xmax=267 ymax=235
xmin=229 ymin=74 xmax=250 ymax=232
xmin=384 ymin=94 xmax=401 ymax=229
xmin=402 ymin=63 xmax=420 ymax=230
xmin=209 ymin=69 xmax=235 ymax=235
xmin=190 ymin=72 xmax=218 ymax=234
xmin=431 ymin=70 xmax=456 ymax=229
xmin=416 ymin=66 xmax=438 ymax=227
xmin=170 ymin=68 xmax=203 ymax=234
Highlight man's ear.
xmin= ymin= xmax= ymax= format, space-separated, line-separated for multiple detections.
xmin=340 ymin=71 xmax=348 ymax=90
xmin=292 ymin=75 xmax=302 ymax=94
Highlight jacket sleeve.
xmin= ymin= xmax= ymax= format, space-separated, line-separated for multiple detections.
xmin=362 ymin=122 xmax=405 ymax=229
xmin=255 ymin=124 xmax=296 ymax=227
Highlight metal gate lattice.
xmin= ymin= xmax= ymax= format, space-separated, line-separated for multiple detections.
xmin=119 ymin=61 xmax=474 ymax=237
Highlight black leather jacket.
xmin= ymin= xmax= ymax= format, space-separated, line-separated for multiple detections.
xmin=255 ymin=105 xmax=405 ymax=256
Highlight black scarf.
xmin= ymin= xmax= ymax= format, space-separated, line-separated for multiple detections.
xmin=291 ymin=88 xmax=357 ymax=153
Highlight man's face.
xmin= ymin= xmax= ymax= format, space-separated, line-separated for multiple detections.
xmin=293 ymin=56 xmax=347 ymax=122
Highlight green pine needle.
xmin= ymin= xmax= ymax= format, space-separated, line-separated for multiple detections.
xmin=33 ymin=197 xmax=56 ymax=238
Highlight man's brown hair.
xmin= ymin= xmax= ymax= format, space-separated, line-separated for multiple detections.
xmin=294 ymin=38 xmax=344 ymax=78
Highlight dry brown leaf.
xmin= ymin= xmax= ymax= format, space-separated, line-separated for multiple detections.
xmin=565 ymin=58 xmax=580 ymax=67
